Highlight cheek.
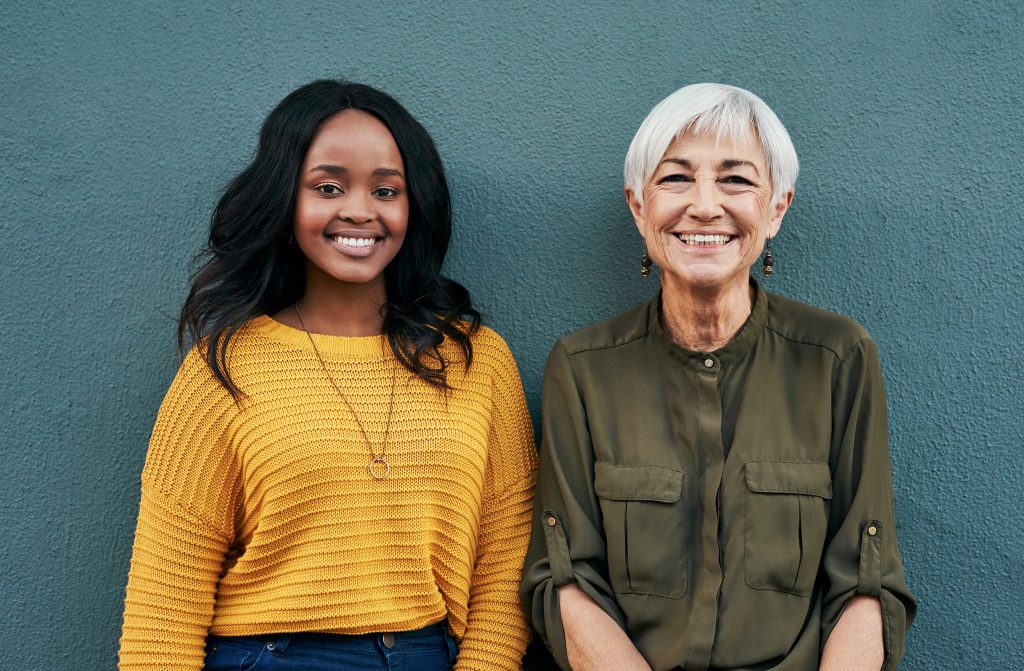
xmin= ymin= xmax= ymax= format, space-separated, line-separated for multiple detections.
xmin=749 ymin=188 xmax=775 ymax=216
xmin=733 ymin=194 xmax=772 ymax=232
xmin=752 ymin=194 xmax=772 ymax=217
xmin=293 ymin=196 xmax=323 ymax=232
xmin=388 ymin=202 xmax=411 ymax=238
xmin=642 ymin=198 xmax=680 ymax=235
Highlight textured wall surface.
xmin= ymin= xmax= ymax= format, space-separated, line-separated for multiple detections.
xmin=1 ymin=1 xmax=1021 ymax=669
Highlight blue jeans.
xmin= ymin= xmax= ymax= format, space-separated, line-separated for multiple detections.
xmin=203 ymin=622 xmax=458 ymax=671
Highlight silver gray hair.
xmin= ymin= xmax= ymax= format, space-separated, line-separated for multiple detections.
xmin=624 ymin=83 xmax=799 ymax=206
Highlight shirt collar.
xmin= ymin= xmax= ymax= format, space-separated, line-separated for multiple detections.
xmin=647 ymin=278 xmax=768 ymax=372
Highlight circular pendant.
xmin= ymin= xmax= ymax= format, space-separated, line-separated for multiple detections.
xmin=368 ymin=456 xmax=390 ymax=480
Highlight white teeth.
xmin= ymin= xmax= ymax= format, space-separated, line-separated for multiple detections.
xmin=678 ymin=233 xmax=732 ymax=245
xmin=332 ymin=236 xmax=376 ymax=247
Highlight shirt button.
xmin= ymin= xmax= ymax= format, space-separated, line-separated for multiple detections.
xmin=704 ymin=358 xmax=715 ymax=368
xmin=382 ymin=633 xmax=396 ymax=648
xmin=546 ymin=516 xmax=557 ymax=527
xmin=867 ymin=525 xmax=878 ymax=536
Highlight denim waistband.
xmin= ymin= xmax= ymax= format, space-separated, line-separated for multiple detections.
xmin=207 ymin=620 xmax=452 ymax=654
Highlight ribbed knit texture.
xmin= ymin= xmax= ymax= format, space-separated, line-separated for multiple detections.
xmin=118 ymin=316 xmax=537 ymax=671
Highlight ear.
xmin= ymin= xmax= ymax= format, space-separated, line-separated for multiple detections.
xmin=625 ymin=187 xmax=646 ymax=237
xmin=768 ymin=190 xmax=794 ymax=238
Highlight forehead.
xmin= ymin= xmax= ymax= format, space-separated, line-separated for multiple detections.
xmin=662 ymin=125 xmax=766 ymax=166
xmin=304 ymin=109 xmax=403 ymax=165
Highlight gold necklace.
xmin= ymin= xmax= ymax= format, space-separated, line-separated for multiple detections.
xmin=294 ymin=306 xmax=397 ymax=480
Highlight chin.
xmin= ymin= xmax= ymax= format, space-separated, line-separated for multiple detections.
xmin=665 ymin=266 xmax=748 ymax=294
xmin=309 ymin=262 xmax=387 ymax=288
xmin=334 ymin=270 xmax=387 ymax=286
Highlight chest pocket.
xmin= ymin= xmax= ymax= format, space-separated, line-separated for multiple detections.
xmin=744 ymin=461 xmax=832 ymax=596
xmin=594 ymin=462 xmax=686 ymax=598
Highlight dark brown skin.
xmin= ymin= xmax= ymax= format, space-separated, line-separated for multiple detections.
xmin=273 ymin=109 xmax=408 ymax=337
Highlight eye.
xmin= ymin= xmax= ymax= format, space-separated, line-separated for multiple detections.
xmin=721 ymin=175 xmax=754 ymax=186
xmin=658 ymin=173 xmax=692 ymax=184
xmin=314 ymin=183 xmax=343 ymax=195
xmin=373 ymin=186 xmax=400 ymax=199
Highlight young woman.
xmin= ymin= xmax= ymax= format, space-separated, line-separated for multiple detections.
xmin=118 ymin=81 xmax=537 ymax=671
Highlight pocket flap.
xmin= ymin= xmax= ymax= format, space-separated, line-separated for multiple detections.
xmin=745 ymin=461 xmax=832 ymax=498
xmin=594 ymin=462 xmax=683 ymax=502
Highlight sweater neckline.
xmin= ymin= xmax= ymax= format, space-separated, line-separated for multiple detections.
xmin=248 ymin=314 xmax=392 ymax=358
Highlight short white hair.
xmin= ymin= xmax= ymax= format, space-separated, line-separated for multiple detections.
xmin=624 ymin=83 xmax=799 ymax=206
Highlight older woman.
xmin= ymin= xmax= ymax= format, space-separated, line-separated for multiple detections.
xmin=521 ymin=83 xmax=916 ymax=671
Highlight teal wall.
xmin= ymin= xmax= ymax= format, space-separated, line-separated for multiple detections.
xmin=2 ymin=1 xmax=1021 ymax=669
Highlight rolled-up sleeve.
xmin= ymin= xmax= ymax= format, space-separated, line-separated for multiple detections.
xmin=822 ymin=337 xmax=917 ymax=669
xmin=520 ymin=342 xmax=626 ymax=669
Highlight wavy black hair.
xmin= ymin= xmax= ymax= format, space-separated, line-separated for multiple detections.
xmin=179 ymin=80 xmax=480 ymax=397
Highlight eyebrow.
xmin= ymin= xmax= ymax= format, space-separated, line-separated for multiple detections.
xmin=310 ymin=164 xmax=405 ymax=178
xmin=719 ymin=159 xmax=760 ymax=175
xmin=659 ymin=157 xmax=761 ymax=175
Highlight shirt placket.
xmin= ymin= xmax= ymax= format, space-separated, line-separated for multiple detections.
xmin=683 ymin=353 xmax=725 ymax=671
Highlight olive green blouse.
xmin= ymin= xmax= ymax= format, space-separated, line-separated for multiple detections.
xmin=520 ymin=283 xmax=916 ymax=671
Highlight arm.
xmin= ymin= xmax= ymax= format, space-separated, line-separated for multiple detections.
xmin=455 ymin=341 xmax=538 ymax=671
xmin=118 ymin=351 xmax=240 ymax=671
xmin=559 ymin=584 xmax=652 ymax=671
xmin=820 ymin=338 xmax=916 ymax=670
xmin=820 ymin=595 xmax=884 ymax=671
xmin=119 ymin=489 xmax=231 ymax=671
xmin=520 ymin=342 xmax=636 ymax=670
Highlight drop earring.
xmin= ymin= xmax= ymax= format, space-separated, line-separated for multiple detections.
xmin=761 ymin=238 xmax=775 ymax=278
xmin=641 ymin=249 xmax=653 ymax=279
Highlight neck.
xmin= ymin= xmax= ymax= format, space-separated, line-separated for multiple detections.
xmin=659 ymin=276 xmax=753 ymax=352
xmin=290 ymin=271 xmax=388 ymax=337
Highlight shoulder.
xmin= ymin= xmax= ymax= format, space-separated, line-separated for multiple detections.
xmin=455 ymin=326 xmax=531 ymax=414
xmin=169 ymin=317 xmax=277 ymax=402
xmin=556 ymin=301 xmax=652 ymax=357
xmin=171 ymin=345 xmax=224 ymax=391
xmin=231 ymin=315 xmax=295 ymax=356
xmin=187 ymin=316 xmax=287 ymax=367
xmin=439 ymin=323 xmax=525 ymax=392
xmin=163 ymin=345 xmax=235 ymax=406
xmin=466 ymin=324 xmax=521 ymax=375
xmin=764 ymin=292 xmax=874 ymax=362
xmin=469 ymin=323 xmax=513 ymax=353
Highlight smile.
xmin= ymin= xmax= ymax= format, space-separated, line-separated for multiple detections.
xmin=330 ymin=235 xmax=378 ymax=248
xmin=675 ymin=233 xmax=735 ymax=246
xmin=325 ymin=233 xmax=383 ymax=256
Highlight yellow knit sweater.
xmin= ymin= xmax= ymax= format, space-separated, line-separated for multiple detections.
xmin=118 ymin=316 xmax=537 ymax=671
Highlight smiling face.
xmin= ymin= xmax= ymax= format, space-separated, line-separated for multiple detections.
xmin=627 ymin=126 xmax=792 ymax=294
xmin=293 ymin=109 xmax=409 ymax=298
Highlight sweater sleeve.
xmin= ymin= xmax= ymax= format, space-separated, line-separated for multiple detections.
xmin=118 ymin=349 xmax=243 ymax=671
xmin=456 ymin=337 xmax=538 ymax=671
xmin=820 ymin=337 xmax=917 ymax=669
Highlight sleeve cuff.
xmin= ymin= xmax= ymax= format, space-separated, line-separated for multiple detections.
xmin=541 ymin=510 xmax=575 ymax=585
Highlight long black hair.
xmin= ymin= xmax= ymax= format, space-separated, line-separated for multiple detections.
xmin=179 ymin=80 xmax=480 ymax=397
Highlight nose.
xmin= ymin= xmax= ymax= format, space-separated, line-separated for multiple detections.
xmin=688 ymin=176 xmax=723 ymax=221
xmin=337 ymin=192 xmax=374 ymax=224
